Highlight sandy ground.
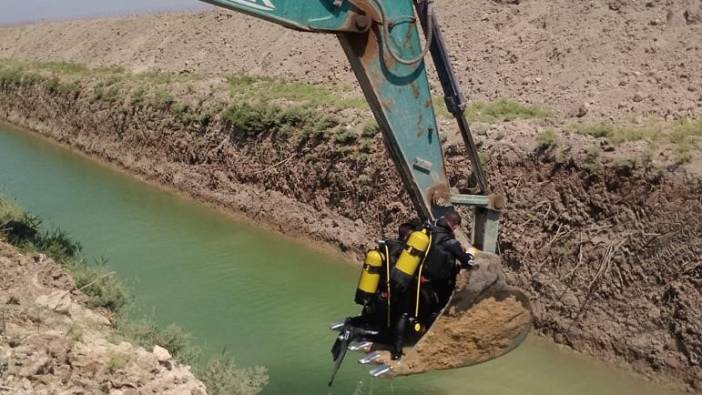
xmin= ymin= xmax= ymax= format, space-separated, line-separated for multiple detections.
xmin=0 ymin=1 xmax=700 ymax=122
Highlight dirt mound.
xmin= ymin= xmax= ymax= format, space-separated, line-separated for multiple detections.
xmin=0 ymin=241 xmax=207 ymax=394
xmin=0 ymin=0 xmax=701 ymax=120
xmin=379 ymin=253 xmax=532 ymax=376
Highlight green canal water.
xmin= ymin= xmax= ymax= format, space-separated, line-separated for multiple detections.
xmin=0 ymin=123 xmax=686 ymax=395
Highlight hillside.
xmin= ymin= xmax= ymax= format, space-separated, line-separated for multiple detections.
xmin=0 ymin=1 xmax=700 ymax=121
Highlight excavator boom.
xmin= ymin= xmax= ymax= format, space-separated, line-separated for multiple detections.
xmin=196 ymin=0 xmax=532 ymax=381
xmin=201 ymin=0 xmax=493 ymax=237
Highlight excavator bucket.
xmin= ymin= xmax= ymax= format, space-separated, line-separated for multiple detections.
xmin=348 ymin=252 xmax=532 ymax=378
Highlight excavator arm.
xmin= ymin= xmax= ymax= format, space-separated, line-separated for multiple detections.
xmin=197 ymin=0 xmax=531 ymax=381
xmin=200 ymin=0 xmax=500 ymax=249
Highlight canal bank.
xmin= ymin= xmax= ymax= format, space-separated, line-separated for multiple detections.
xmin=0 ymin=121 xmax=693 ymax=394
xmin=1 ymin=59 xmax=701 ymax=390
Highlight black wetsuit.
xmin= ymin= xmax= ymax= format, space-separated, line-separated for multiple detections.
xmin=418 ymin=219 xmax=472 ymax=325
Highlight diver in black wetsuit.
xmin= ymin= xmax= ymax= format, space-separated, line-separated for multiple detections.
xmin=419 ymin=211 xmax=477 ymax=325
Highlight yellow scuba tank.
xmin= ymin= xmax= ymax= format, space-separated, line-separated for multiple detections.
xmin=355 ymin=249 xmax=384 ymax=305
xmin=391 ymin=229 xmax=431 ymax=289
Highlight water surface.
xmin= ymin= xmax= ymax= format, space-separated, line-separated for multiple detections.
xmin=0 ymin=123 xmax=685 ymax=394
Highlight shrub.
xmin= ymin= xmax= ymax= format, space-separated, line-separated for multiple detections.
xmin=68 ymin=261 xmax=128 ymax=312
xmin=582 ymin=146 xmax=603 ymax=177
xmin=361 ymin=122 xmax=380 ymax=138
xmin=223 ymin=102 xmax=335 ymax=138
xmin=334 ymin=131 xmax=357 ymax=145
xmin=115 ymin=317 xmax=268 ymax=394
xmin=106 ymin=353 xmax=131 ymax=373
xmin=154 ymin=91 xmax=175 ymax=110
xmin=537 ymin=129 xmax=559 ymax=149
xmin=0 ymin=67 xmax=42 ymax=89
xmin=116 ymin=318 xmax=199 ymax=363
xmin=197 ymin=351 xmax=269 ymax=395
xmin=35 ymin=228 xmax=82 ymax=260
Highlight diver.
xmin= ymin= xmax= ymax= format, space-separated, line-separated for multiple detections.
xmin=388 ymin=211 xmax=477 ymax=359
xmin=330 ymin=222 xmax=418 ymax=384
xmin=384 ymin=222 xmax=415 ymax=265
xmin=419 ymin=210 xmax=477 ymax=325
xmin=354 ymin=222 xmax=416 ymax=338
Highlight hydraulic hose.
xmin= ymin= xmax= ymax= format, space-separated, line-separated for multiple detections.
xmin=414 ymin=234 xmax=432 ymax=319
xmin=369 ymin=0 xmax=434 ymax=65
xmin=384 ymin=244 xmax=392 ymax=329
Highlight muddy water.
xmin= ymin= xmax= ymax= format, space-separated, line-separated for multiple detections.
xmin=0 ymin=123 xmax=687 ymax=395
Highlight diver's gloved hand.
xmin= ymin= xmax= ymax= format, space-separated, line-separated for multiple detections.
xmin=461 ymin=253 xmax=478 ymax=270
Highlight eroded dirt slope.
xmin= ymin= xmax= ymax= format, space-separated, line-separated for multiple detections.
xmin=0 ymin=240 xmax=207 ymax=394
xmin=0 ymin=75 xmax=700 ymax=391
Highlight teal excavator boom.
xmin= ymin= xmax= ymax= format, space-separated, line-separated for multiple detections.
xmin=200 ymin=0 xmax=498 ymax=249
xmin=197 ymin=0 xmax=532 ymax=381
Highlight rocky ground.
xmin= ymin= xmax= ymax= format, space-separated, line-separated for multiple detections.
xmin=0 ymin=0 xmax=700 ymax=392
xmin=0 ymin=240 xmax=207 ymax=394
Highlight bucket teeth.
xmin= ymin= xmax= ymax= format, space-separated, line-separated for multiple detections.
xmin=358 ymin=351 xmax=381 ymax=365
xmin=369 ymin=364 xmax=391 ymax=377
xmin=329 ymin=321 xmax=345 ymax=332
xmin=348 ymin=341 xmax=373 ymax=352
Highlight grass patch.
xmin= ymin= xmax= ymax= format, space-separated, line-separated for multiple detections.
xmin=199 ymin=351 xmax=268 ymax=395
xmin=571 ymin=119 xmax=701 ymax=144
xmin=38 ymin=61 xmax=90 ymax=75
xmin=537 ymin=129 xmax=559 ymax=149
xmin=467 ymin=98 xmax=550 ymax=123
xmin=0 ymin=197 xmax=268 ymax=394
xmin=571 ymin=119 xmax=702 ymax=161
xmin=0 ymin=66 xmax=42 ymax=89
xmin=361 ymin=122 xmax=380 ymax=138
xmin=227 ymin=74 xmax=367 ymax=110
xmin=106 ymin=353 xmax=131 ymax=373
xmin=334 ymin=130 xmax=357 ymax=145
xmin=582 ymin=146 xmax=603 ymax=177
xmin=432 ymin=96 xmax=451 ymax=119
xmin=223 ymin=102 xmax=337 ymax=138
xmin=114 ymin=316 xmax=268 ymax=394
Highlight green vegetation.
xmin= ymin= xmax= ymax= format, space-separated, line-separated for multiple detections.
xmin=227 ymin=74 xmax=367 ymax=110
xmin=1 ymin=59 xmax=563 ymax=155
xmin=467 ymin=98 xmax=550 ymax=123
xmin=432 ymin=96 xmax=451 ymax=119
xmin=0 ymin=197 xmax=268 ymax=394
xmin=571 ymin=118 xmax=702 ymax=164
xmin=223 ymin=102 xmax=338 ymax=138
xmin=361 ymin=122 xmax=380 ymax=138
xmin=582 ymin=146 xmax=603 ymax=177
xmin=0 ymin=66 xmax=42 ymax=89
xmin=200 ymin=351 xmax=268 ymax=395
xmin=537 ymin=129 xmax=559 ymax=149
xmin=106 ymin=353 xmax=131 ymax=373
xmin=334 ymin=130 xmax=357 ymax=145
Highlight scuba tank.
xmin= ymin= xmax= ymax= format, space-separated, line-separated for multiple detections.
xmin=355 ymin=249 xmax=384 ymax=305
xmin=391 ymin=229 xmax=431 ymax=290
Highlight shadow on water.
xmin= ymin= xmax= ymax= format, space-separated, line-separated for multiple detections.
xmin=0 ymin=124 xmax=688 ymax=395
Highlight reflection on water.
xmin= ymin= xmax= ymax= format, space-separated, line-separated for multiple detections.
xmin=0 ymin=124 xmax=686 ymax=395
